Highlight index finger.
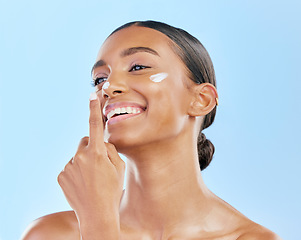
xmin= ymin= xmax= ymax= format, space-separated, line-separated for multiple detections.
xmin=88 ymin=92 xmax=105 ymax=149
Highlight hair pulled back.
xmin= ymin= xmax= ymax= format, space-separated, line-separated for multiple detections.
xmin=110 ymin=21 xmax=217 ymax=171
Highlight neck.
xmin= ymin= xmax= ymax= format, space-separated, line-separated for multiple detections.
xmin=119 ymin=133 xmax=213 ymax=233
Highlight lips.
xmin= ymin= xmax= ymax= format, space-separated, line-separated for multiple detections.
xmin=103 ymin=102 xmax=146 ymax=124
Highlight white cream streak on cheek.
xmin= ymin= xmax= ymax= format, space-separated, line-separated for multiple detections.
xmin=102 ymin=82 xmax=110 ymax=89
xmin=149 ymin=72 xmax=168 ymax=83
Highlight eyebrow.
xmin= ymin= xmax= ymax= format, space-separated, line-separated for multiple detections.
xmin=120 ymin=47 xmax=159 ymax=58
xmin=91 ymin=59 xmax=106 ymax=76
xmin=91 ymin=47 xmax=159 ymax=75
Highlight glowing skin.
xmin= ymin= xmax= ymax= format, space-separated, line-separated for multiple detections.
xmin=102 ymin=82 xmax=110 ymax=89
xmin=21 ymin=26 xmax=280 ymax=240
xmin=149 ymin=72 xmax=168 ymax=83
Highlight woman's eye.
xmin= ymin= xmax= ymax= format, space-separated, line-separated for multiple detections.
xmin=130 ymin=64 xmax=150 ymax=72
xmin=91 ymin=77 xmax=108 ymax=87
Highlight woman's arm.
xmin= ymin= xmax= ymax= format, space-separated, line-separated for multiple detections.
xmin=57 ymin=93 xmax=125 ymax=240
xmin=22 ymin=93 xmax=125 ymax=240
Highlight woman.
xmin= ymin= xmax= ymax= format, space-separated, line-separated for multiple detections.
xmin=22 ymin=21 xmax=281 ymax=240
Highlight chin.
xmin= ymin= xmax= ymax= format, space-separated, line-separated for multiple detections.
xmin=104 ymin=128 xmax=145 ymax=153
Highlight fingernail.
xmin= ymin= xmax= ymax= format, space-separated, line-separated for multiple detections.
xmin=89 ymin=92 xmax=98 ymax=101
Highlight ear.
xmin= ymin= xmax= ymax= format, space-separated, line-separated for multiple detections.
xmin=188 ymin=83 xmax=218 ymax=117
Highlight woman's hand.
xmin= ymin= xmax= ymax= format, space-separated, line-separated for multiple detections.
xmin=57 ymin=92 xmax=125 ymax=239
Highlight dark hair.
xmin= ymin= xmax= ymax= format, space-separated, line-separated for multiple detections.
xmin=110 ymin=21 xmax=217 ymax=171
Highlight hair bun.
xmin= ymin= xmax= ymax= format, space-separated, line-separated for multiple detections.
xmin=197 ymin=133 xmax=215 ymax=171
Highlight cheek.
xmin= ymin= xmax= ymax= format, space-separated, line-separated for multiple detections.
xmin=138 ymin=74 xmax=188 ymax=117
xmin=147 ymin=84 xmax=188 ymax=131
xmin=129 ymin=74 xmax=189 ymax=125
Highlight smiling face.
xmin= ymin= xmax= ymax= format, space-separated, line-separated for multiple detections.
xmin=91 ymin=26 xmax=196 ymax=153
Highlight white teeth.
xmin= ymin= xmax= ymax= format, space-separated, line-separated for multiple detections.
xmin=106 ymin=107 xmax=143 ymax=120
xmin=107 ymin=111 xmax=115 ymax=120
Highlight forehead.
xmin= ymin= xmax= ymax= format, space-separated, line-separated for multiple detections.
xmin=97 ymin=26 xmax=175 ymax=59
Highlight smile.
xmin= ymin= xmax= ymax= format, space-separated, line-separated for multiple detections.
xmin=103 ymin=102 xmax=146 ymax=125
xmin=107 ymin=107 xmax=143 ymax=120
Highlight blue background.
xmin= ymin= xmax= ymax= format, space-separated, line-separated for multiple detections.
xmin=0 ymin=0 xmax=300 ymax=239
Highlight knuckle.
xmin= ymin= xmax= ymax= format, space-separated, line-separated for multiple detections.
xmin=89 ymin=118 xmax=102 ymax=126
xmin=74 ymin=152 xmax=84 ymax=161
xmin=89 ymin=99 xmax=98 ymax=107
xmin=75 ymin=155 xmax=86 ymax=165
xmin=64 ymin=162 xmax=72 ymax=172
xmin=76 ymin=148 xmax=105 ymax=163
xmin=88 ymin=145 xmax=105 ymax=156
xmin=94 ymin=150 xmax=106 ymax=160
xmin=57 ymin=172 xmax=64 ymax=184
xmin=79 ymin=136 xmax=89 ymax=146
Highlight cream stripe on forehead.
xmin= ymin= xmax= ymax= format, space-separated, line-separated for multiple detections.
xmin=149 ymin=73 xmax=168 ymax=83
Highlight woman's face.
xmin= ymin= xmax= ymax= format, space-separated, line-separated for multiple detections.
xmin=92 ymin=26 xmax=195 ymax=152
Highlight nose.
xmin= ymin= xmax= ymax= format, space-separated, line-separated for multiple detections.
xmin=101 ymin=73 xmax=129 ymax=99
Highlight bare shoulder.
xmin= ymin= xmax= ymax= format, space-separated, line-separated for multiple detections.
xmin=208 ymin=194 xmax=282 ymax=240
xmin=237 ymin=222 xmax=282 ymax=240
xmin=21 ymin=211 xmax=80 ymax=240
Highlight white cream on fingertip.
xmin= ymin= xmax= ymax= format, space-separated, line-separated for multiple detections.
xmin=89 ymin=92 xmax=98 ymax=101
xmin=149 ymin=72 xmax=168 ymax=83
xmin=102 ymin=82 xmax=110 ymax=89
